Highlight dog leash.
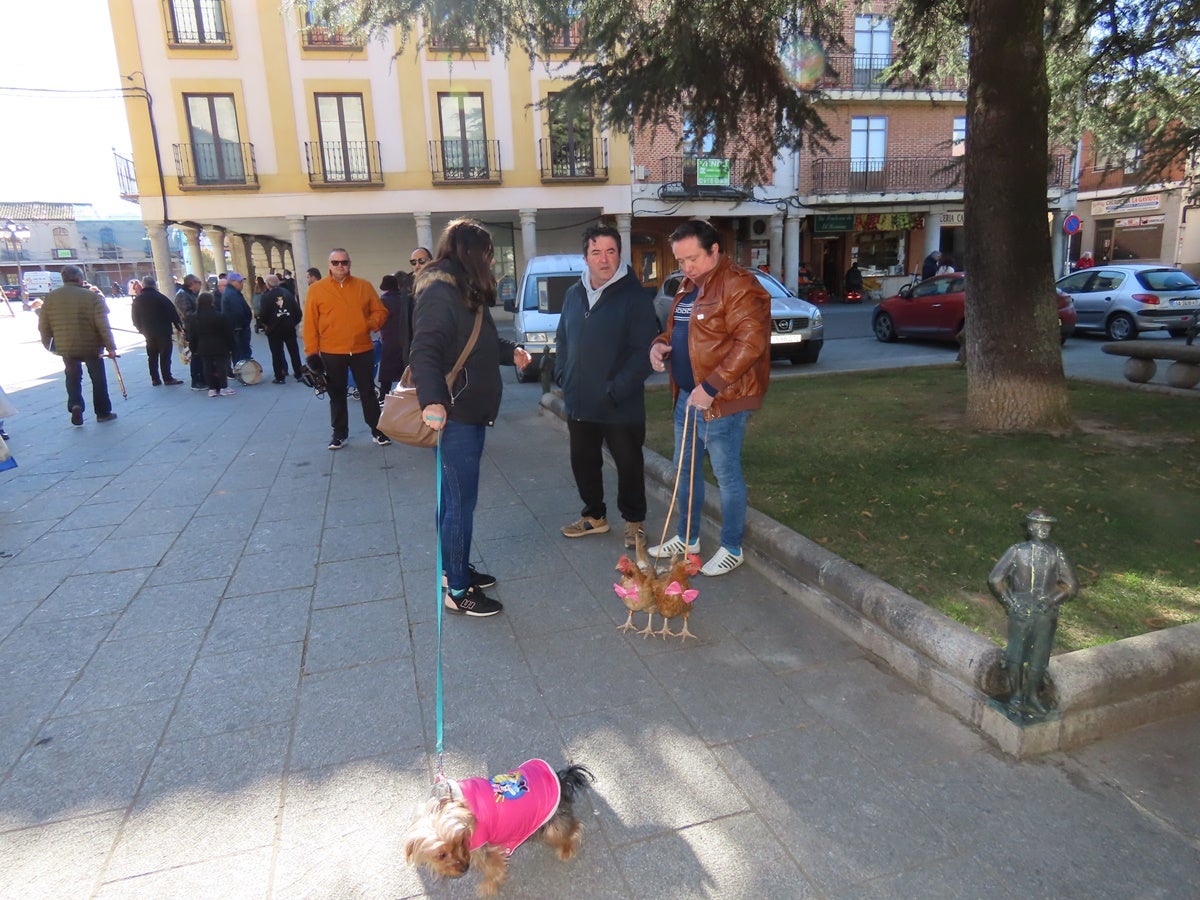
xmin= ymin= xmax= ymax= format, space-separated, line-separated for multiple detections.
xmin=433 ymin=429 xmax=447 ymax=780
xmin=654 ymin=403 xmax=701 ymax=573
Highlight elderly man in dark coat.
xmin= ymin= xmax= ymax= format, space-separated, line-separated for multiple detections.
xmin=37 ymin=265 xmax=120 ymax=425
xmin=131 ymin=274 xmax=183 ymax=386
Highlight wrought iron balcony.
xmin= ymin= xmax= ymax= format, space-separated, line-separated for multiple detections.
xmin=429 ymin=140 xmax=501 ymax=184
xmin=816 ymin=54 xmax=967 ymax=93
xmin=162 ymin=0 xmax=231 ymax=46
xmin=302 ymin=24 xmax=365 ymax=48
xmin=113 ymin=151 xmax=138 ymax=200
xmin=305 ymin=141 xmax=383 ymax=186
xmin=645 ymin=156 xmax=754 ymax=195
xmin=173 ymin=142 xmax=259 ymax=189
xmin=539 ymin=137 xmax=607 ymax=181
xmin=808 ymin=154 xmax=1070 ymax=195
xmin=547 ymin=19 xmax=585 ymax=50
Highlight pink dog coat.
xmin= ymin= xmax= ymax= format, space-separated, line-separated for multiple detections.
xmin=459 ymin=759 xmax=561 ymax=855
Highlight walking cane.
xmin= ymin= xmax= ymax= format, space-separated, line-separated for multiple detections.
xmin=109 ymin=354 xmax=128 ymax=400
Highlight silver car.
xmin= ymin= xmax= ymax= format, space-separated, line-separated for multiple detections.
xmin=1056 ymin=264 xmax=1200 ymax=340
xmin=653 ymin=269 xmax=824 ymax=364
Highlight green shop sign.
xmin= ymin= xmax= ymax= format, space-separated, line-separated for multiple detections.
xmin=814 ymin=214 xmax=854 ymax=233
xmin=696 ymin=158 xmax=731 ymax=186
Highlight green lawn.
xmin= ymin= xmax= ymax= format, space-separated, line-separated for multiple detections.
xmin=644 ymin=367 xmax=1200 ymax=653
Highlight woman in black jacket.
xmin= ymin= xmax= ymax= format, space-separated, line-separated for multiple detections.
xmin=187 ymin=292 xmax=237 ymax=397
xmin=410 ymin=219 xmax=532 ymax=616
xmin=377 ymin=271 xmax=414 ymax=395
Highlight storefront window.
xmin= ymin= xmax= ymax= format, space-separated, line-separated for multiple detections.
xmin=855 ymin=231 xmax=903 ymax=272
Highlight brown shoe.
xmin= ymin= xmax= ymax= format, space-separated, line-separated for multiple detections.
xmin=561 ymin=516 xmax=609 ymax=538
xmin=623 ymin=521 xmax=645 ymax=549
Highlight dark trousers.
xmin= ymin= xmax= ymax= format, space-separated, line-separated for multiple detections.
xmin=567 ymin=418 xmax=647 ymax=523
xmin=268 ymin=328 xmax=304 ymax=379
xmin=144 ymin=333 xmax=175 ymax=383
xmin=322 ymin=350 xmax=380 ymax=439
xmin=203 ymin=356 xmax=229 ymax=391
xmin=189 ymin=353 xmax=205 ymax=387
xmin=63 ymin=356 xmax=112 ymax=417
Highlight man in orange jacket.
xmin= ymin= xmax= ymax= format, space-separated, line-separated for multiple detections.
xmin=302 ymin=248 xmax=390 ymax=450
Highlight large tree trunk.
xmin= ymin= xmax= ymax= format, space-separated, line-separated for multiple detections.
xmin=963 ymin=0 xmax=1072 ymax=431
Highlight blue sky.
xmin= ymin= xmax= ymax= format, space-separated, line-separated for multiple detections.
xmin=0 ymin=2 xmax=135 ymax=217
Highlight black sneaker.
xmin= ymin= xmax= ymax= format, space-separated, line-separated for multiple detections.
xmin=468 ymin=565 xmax=497 ymax=589
xmin=444 ymin=584 xmax=503 ymax=617
xmin=328 ymin=435 xmax=345 ymax=450
xmin=372 ymin=432 xmax=392 ymax=446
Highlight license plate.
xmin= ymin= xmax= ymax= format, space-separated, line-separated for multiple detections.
xmin=1172 ymin=298 xmax=1198 ymax=307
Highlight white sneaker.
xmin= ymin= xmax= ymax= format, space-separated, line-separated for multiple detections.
xmin=647 ymin=536 xmax=700 ymax=559
xmin=700 ymin=547 xmax=744 ymax=576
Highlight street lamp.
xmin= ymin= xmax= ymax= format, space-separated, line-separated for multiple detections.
xmin=1 ymin=219 xmax=32 ymax=311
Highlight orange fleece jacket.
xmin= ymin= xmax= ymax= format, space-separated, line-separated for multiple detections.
xmin=302 ymin=274 xmax=387 ymax=355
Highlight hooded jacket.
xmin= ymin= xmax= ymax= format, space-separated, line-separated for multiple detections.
xmin=653 ymin=254 xmax=771 ymax=417
xmin=408 ymin=263 xmax=517 ymax=426
xmin=554 ymin=265 xmax=657 ymax=424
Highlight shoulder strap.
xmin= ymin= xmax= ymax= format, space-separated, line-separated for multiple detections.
xmin=446 ymin=307 xmax=483 ymax=383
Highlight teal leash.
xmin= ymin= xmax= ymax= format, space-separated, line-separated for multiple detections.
xmin=434 ymin=430 xmax=446 ymax=779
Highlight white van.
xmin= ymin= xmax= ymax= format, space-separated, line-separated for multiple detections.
xmin=22 ymin=271 xmax=64 ymax=303
xmin=512 ymin=254 xmax=585 ymax=383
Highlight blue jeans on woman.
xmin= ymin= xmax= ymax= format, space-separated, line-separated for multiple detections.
xmin=671 ymin=392 xmax=750 ymax=553
xmin=437 ymin=420 xmax=487 ymax=592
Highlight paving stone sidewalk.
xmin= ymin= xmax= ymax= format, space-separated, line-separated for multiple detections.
xmin=1 ymin=332 xmax=1198 ymax=898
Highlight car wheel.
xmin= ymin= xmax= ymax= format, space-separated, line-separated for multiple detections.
xmin=1167 ymin=328 xmax=1187 ymax=338
xmin=789 ymin=341 xmax=822 ymax=364
xmin=873 ymin=312 xmax=897 ymax=343
xmin=1106 ymin=312 xmax=1137 ymax=341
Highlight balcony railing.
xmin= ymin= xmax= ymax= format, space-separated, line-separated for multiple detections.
xmin=429 ymin=140 xmax=501 ymax=183
xmin=818 ymin=53 xmax=967 ymax=93
xmin=648 ymin=156 xmax=754 ymax=193
xmin=305 ymin=141 xmax=383 ymax=186
xmin=548 ymin=19 xmax=585 ymax=50
xmin=809 ymin=154 xmax=1070 ymax=194
xmin=302 ymin=24 xmax=365 ymax=48
xmin=425 ymin=26 xmax=487 ymax=51
xmin=539 ymin=137 xmax=607 ymax=180
xmin=173 ymin=142 xmax=259 ymax=189
xmin=113 ymin=151 xmax=138 ymax=200
xmin=163 ymin=0 xmax=231 ymax=46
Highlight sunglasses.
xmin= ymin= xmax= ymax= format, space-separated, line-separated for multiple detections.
xmin=329 ymin=259 xmax=350 ymax=267
xmin=410 ymin=257 xmax=430 ymax=267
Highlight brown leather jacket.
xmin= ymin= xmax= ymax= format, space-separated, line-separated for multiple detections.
xmin=655 ymin=254 xmax=771 ymax=418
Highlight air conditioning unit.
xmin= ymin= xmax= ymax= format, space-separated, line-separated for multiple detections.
xmin=634 ymin=165 xmax=648 ymax=180
xmin=742 ymin=217 xmax=769 ymax=239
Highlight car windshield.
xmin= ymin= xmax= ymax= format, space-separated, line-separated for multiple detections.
xmin=1135 ymin=269 xmax=1200 ymax=291
xmin=752 ymin=272 xmax=793 ymax=298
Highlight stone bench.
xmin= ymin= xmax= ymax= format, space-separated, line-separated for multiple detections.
xmin=1101 ymin=340 xmax=1200 ymax=389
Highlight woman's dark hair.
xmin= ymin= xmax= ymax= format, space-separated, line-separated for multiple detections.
xmin=379 ymin=274 xmax=399 ymax=292
xmin=197 ymin=291 xmax=215 ymax=311
xmin=394 ymin=270 xmax=415 ymax=293
xmin=432 ymin=217 xmax=497 ymax=309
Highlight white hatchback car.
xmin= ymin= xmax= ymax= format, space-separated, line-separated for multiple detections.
xmin=1055 ymin=264 xmax=1200 ymax=340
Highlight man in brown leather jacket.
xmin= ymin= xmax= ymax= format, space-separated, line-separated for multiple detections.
xmin=648 ymin=219 xmax=770 ymax=576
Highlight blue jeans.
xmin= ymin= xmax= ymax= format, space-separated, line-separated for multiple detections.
xmin=437 ymin=421 xmax=486 ymax=592
xmin=63 ymin=356 xmax=113 ymax=417
xmin=672 ymin=393 xmax=749 ymax=553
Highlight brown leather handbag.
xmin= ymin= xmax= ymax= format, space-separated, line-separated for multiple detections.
xmin=378 ymin=308 xmax=482 ymax=447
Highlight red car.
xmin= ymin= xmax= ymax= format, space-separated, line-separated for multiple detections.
xmin=872 ymin=274 xmax=1076 ymax=344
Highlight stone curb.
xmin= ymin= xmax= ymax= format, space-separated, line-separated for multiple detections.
xmin=539 ymin=391 xmax=1200 ymax=756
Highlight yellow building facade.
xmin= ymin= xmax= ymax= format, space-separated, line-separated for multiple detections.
xmin=108 ymin=0 xmax=632 ymax=301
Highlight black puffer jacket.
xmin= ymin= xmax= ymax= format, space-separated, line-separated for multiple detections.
xmin=554 ymin=267 xmax=657 ymax=424
xmin=409 ymin=264 xmax=517 ymax=426
xmin=187 ymin=308 xmax=235 ymax=358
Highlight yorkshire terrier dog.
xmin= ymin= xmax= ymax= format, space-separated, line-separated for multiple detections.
xmin=404 ymin=759 xmax=594 ymax=896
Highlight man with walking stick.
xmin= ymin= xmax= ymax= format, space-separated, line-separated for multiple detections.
xmin=37 ymin=265 xmax=120 ymax=426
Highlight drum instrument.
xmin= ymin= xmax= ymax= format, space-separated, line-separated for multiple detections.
xmin=233 ymin=358 xmax=263 ymax=385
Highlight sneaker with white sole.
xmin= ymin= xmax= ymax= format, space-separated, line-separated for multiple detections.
xmin=441 ymin=565 xmax=497 ymax=590
xmin=647 ymin=535 xmax=700 ymax=559
xmin=444 ymin=584 xmax=503 ymax=617
xmin=561 ymin=515 xmax=609 ymax=538
xmin=372 ymin=432 xmax=392 ymax=446
xmin=700 ymin=547 xmax=744 ymax=576
xmin=328 ymin=435 xmax=345 ymax=450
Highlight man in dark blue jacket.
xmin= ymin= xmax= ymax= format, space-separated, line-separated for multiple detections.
xmin=555 ymin=224 xmax=659 ymax=548
xmin=221 ymin=272 xmax=254 ymax=369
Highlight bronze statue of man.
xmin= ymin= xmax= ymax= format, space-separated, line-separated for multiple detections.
xmin=988 ymin=509 xmax=1079 ymax=715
